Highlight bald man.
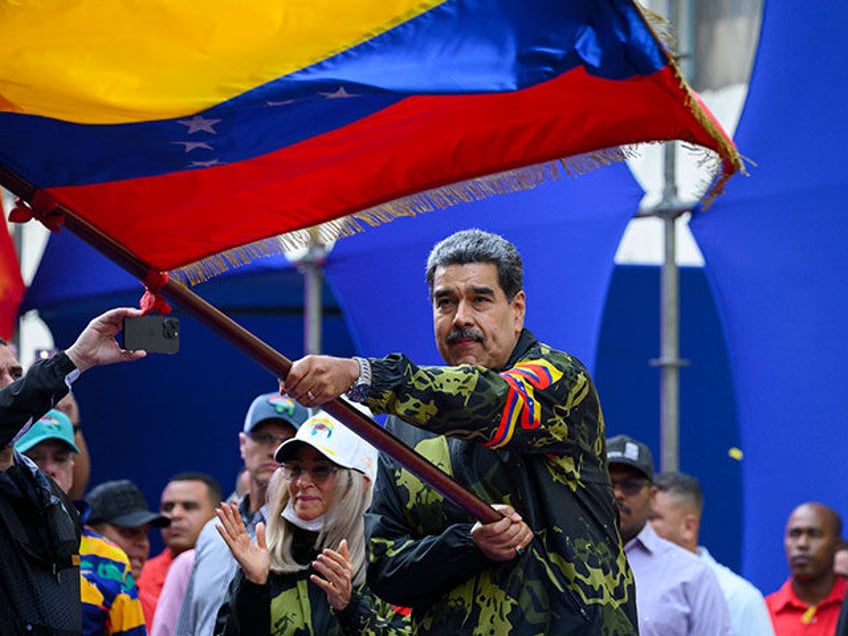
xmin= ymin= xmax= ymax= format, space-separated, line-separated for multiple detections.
xmin=766 ymin=502 xmax=846 ymax=635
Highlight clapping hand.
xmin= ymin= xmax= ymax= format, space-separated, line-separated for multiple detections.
xmin=216 ymin=501 xmax=270 ymax=585
xmin=310 ymin=538 xmax=354 ymax=611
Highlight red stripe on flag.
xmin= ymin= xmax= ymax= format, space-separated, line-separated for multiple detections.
xmin=47 ymin=65 xmax=731 ymax=272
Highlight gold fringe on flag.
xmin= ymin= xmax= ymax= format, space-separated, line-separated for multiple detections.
xmin=635 ymin=2 xmax=746 ymax=208
xmin=169 ymin=146 xmax=639 ymax=285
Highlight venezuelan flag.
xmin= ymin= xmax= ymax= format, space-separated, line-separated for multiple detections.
xmin=0 ymin=220 xmax=23 ymax=339
xmin=0 ymin=0 xmax=740 ymax=279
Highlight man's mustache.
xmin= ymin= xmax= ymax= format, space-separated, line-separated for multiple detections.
xmin=446 ymin=328 xmax=484 ymax=345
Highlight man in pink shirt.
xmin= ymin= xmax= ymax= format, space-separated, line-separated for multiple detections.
xmin=136 ymin=472 xmax=221 ymax=622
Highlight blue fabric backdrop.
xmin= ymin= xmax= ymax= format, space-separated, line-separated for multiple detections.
xmin=689 ymin=1 xmax=848 ymax=593
xmin=595 ymin=265 xmax=743 ymax=574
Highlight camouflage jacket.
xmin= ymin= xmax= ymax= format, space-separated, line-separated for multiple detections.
xmin=364 ymin=329 xmax=637 ymax=635
xmin=219 ymin=528 xmax=410 ymax=636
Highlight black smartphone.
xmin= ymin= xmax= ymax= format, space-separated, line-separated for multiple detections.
xmin=122 ymin=316 xmax=180 ymax=354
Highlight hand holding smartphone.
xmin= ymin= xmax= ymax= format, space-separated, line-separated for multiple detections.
xmin=122 ymin=316 xmax=180 ymax=354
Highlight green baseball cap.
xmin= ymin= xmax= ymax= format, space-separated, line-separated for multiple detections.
xmin=15 ymin=409 xmax=80 ymax=454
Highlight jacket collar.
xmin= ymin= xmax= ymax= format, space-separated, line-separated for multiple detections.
xmin=500 ymin=328 xmax=537 ymax=371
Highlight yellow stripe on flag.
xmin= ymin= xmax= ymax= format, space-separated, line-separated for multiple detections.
xmin=0 ymin=0 xmax=443 ymax=123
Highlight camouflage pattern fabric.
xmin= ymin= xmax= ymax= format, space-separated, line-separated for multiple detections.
xmin=220 ymin=544 xmax=410 ymax=635
xmin=365 ymin=329 xmax=638 ymax=635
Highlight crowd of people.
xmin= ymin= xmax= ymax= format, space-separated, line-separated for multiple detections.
xmin=1 ymin=229 xmax=846 ymax=635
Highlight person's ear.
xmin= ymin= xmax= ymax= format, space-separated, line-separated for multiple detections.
xmin=511 ymin=290 xmax=526 ymax=329
xmin=683 ymin=513 xmax=699 ymax=544
xmin=238 ymin=432 xmax=248 ymax=460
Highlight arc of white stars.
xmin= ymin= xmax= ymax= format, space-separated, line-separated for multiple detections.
xmin=177 ymin=115 xmax=222 ymax=134
xmin=319 ymin=86 xmax=360 ymax=99
xmin=171 ymin=141 xmax=213 ymax=153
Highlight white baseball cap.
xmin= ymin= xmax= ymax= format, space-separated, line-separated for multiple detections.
xmin=274 ymin=402 xmax=378 ymax=482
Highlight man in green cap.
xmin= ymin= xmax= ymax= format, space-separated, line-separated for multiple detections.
xmin=15 ymin=408 xmax=80 ymax=494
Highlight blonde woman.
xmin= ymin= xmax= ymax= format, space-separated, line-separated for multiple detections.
xmin=216 ymin=408 xmax=409 ymax=635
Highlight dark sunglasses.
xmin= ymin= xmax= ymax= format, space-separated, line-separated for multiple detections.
xmin=610 ymin=477 xmax=649 ymax=497
xmin=281 ymin=463 xmax=337 ymax=484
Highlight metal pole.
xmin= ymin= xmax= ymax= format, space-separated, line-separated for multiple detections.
xmin=300 ymin=246 xmax=325 ymax=355
xmin=655 ymin=0 xmax=691 ymax=473
xmin=658 ymin=168 xmax=681 ymax=473
xmin=658 ymin=6 xmax=680 ymax=473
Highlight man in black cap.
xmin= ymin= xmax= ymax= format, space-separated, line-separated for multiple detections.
xmin=86 ymin=479 xmax=170 ymax=622
xmin=606 ymin=434 xmax=731 ymax=636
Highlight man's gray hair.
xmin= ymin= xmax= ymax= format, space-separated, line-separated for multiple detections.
xmin=425 ymin=229 xmax=524 ymax=302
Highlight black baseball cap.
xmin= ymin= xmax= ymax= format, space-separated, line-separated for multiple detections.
xmin=606 ymin=434 xmax=654 ymax=482
xmin=86 ymin=479 xmax=170 ymax=528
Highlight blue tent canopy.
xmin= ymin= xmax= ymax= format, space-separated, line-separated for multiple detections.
xmin=690 ymin=1 xmax=848 ymax=593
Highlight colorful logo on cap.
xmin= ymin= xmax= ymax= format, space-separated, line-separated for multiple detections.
xmin=306 ymin=416 xmax=338 ymax=460
xmin=38 ymin=413 xmax=65 ymax=431
xmin=267 ymin=395 xmax=296 ymax=416
xmin=308 ymin=417 xmax=335 ymax=439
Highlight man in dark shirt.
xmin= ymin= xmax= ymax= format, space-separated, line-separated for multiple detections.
xmin=0 ymin=307 xmax=147 ymax=634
